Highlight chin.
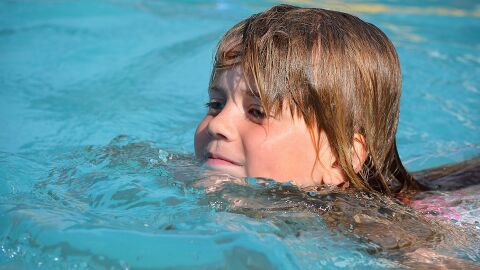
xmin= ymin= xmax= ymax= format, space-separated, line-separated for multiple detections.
xmin=203 ymin=164 xmax=245 ymax=179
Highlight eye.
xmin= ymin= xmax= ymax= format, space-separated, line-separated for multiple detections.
xmin=205 ymin=100 xmax=224 ymax=115
xmin=247 ymin=107 xmax=267 ymax=122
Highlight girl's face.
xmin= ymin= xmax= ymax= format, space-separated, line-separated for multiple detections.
xmin=194 ymin=67 xmax=344 ymax=187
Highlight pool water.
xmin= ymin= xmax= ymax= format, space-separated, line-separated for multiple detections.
xmin=1 ymin=0 xmax=479 ymax=269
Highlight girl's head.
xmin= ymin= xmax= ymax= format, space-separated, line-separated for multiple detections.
xmin=194 ymin=5 xmax=418 ymax=194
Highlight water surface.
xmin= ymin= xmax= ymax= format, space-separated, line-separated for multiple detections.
xmin=1 ymin=0 xmax=479 ymax=269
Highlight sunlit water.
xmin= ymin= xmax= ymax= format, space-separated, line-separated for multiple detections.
xmin=1 ymin=0 xmax=479 ymax=269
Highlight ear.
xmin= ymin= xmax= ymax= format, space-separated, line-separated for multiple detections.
xmin=352 ymin=133 xmax=368 ymax=173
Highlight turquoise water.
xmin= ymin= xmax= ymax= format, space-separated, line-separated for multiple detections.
xmin=1 ymin=0 xmax=479 ymax=269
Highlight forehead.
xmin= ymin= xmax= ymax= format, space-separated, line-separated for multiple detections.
xmin=209 ymin=66 xmax=259 ymax=97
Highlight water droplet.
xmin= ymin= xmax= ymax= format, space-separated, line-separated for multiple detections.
xmin=158 ymin=149 xmax=169 ymax=163
xmin=149 ymin=158 xmax=159 ymax=165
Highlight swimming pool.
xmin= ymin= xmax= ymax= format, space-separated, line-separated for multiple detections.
xmin=1 ymin=0 xmax=479 ymax=269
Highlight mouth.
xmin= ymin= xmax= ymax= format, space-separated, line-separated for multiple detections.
xmin=205 ymin=152 xmax=242 ymax=167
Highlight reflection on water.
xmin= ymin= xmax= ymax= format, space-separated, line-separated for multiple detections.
xmin=284 ymin=0 xmax=480 ymax=17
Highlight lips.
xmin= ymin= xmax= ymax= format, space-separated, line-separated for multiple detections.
xmin=206 ymin=152 xmax=242 ymax=167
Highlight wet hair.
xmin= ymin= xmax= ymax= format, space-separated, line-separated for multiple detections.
xmin=211 ymin=4 xmax=421 ymax=194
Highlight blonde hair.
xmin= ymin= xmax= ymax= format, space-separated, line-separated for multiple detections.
xmin=212 ymin=4 xmax=420 ymax=194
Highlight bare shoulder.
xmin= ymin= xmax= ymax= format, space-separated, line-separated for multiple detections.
xmin=413 ymin=156 xmax=480 ymax=190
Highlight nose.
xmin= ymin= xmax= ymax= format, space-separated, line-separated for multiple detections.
xmin=206 ymin=105 xmax=237 ymax=141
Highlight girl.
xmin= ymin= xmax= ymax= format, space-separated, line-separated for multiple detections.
xmin=192 ymin=6 xmax=479 ymax=267
xmin=194 ymin=4 xmax=420 ymax=195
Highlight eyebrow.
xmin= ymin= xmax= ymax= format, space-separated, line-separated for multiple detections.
xmin=209 ymin=85 xmax=225 ymax=95
xmin=209 ymin=85 xmax=260 ymax=98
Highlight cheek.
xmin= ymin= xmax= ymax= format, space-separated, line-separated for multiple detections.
xmin=242 ymin=127 xmax=319 ymax=183
xmin=242 ymin=128 xmax=290 ymax=177
xmin=194 ymin=117 xmax=210 ymax=159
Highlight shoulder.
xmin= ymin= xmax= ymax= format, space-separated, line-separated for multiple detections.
xmin=413 ymin=156 xmax=480 ymax=190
